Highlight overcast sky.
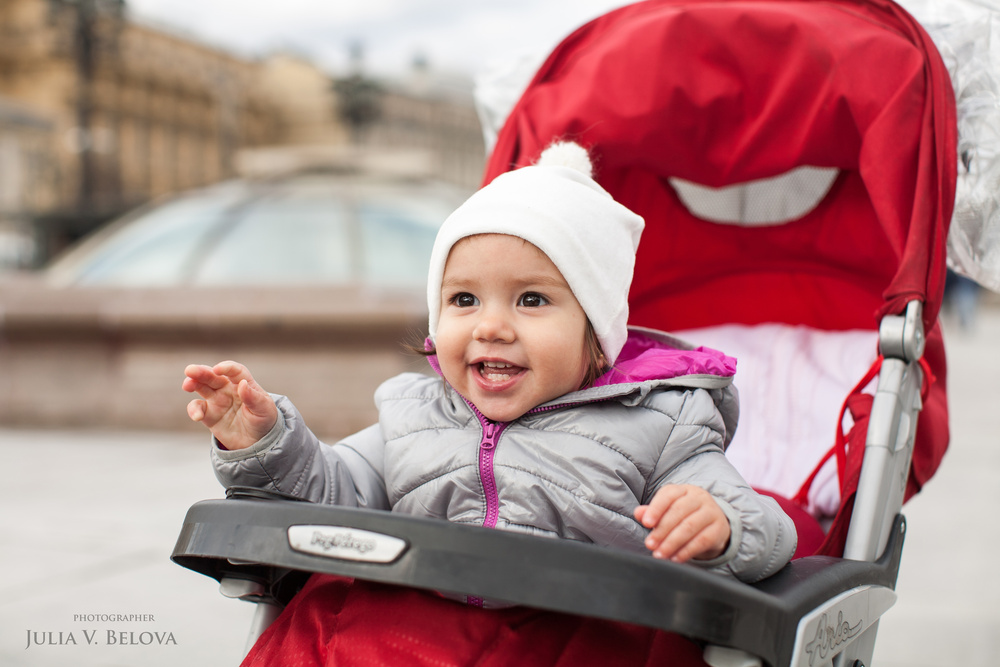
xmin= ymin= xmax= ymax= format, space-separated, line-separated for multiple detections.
xmin=125 ymin=1 xmax=633 ymax=79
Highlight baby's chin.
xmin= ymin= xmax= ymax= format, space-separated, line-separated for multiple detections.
xmin=468 ymin=399 xmax=532 ymax=424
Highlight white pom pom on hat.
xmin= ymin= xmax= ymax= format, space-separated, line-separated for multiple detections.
xmin=534 ymin=140 xmax=594 ymax=177
xmin=426 ymin=141 xmax=645 ymax=366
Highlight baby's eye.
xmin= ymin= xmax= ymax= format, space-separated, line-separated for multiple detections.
xmin=518 ymin=293 xmax=549 ymax=308
xmin=451 ymin=293 xmax=479 ymax=308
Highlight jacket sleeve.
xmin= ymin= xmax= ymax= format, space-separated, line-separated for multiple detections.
xmin=648 ymin=389 xmax=797 ymax=583
xmin=211 ymin=394 xmax=390 ymax=510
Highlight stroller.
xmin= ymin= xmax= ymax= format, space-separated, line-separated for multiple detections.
xmin=172 ymin=0 xmax=955 ymax=665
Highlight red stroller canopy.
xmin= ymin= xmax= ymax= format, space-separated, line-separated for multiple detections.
xmin=484 ymin=0 xmax=955 ymax=512
xmin=486 ymin=0 xmax=955 ymax=330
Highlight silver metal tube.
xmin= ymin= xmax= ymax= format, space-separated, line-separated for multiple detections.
xmin=843 ymin=358 xmax=922 ymax=562
xmin=245 ymin=602 xmax=282 ymax=656
xmin=836 ymin=301 xmax=926 ymax=667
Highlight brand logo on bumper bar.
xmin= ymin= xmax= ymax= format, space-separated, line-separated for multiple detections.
xmin=804 ymin=610 xmax=863 ymax=665
xmin=288 ymin=525 xmax=408 ymax=563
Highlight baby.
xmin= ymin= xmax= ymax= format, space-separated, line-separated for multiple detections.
xmin=183 ymin=142 xmax=795 ymax=585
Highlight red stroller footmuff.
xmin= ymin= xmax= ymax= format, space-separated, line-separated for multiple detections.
xmin=174 ymin=0 xmax=956 ymax=665
xmin=242 ymin=575 xmax=708 ymax=667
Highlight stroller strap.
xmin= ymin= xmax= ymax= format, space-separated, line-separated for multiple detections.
xmin=793 ymin=352 xmax=937 ymax=511
xmin=793 ymin=356 xmax=883 ymax=508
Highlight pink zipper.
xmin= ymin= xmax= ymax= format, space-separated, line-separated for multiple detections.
xmin=468 ymin=399 xmax=597 ymax=532
xmin=466 ymin=402 xmax=596 ymax=607
xmin=467 ymin=412 xmax=507 ymax=608
xmin=477 ymin=417 xmax=505 ymax=529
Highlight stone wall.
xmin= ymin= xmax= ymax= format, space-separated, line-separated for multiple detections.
xmin=0 ymin=281 xmax=432 ymax=440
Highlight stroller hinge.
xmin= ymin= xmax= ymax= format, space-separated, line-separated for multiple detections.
xmin=878 ymin=301 xmax=924 ymax=362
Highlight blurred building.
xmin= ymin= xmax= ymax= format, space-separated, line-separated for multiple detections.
xmin=0 ymin=0 xmax=283 ymax=261
xmin=243 ymin=54 xmax=486 ymax=189
xmin=366 ymin=58 xmax=486 ymax=190
xmin=0 ymin=96 xmax=57 ymax=268
xmin=256 ymin=53 xmax=350 ymax=147
xmin=0 ymin=0 xmax=485 ymax=267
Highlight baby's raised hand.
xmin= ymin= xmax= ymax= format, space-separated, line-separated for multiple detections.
xmin=182 ymin=361 xmax=278 ymax=451
xmin=634 ymin=484 xmax=730 ymax=563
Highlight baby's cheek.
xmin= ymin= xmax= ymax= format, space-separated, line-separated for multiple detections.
xmin=435 ymin=353 xmax=467 ymax=393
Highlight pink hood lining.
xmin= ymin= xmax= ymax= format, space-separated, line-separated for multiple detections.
xmin=592 ymin=330 xmax=736 ymax=387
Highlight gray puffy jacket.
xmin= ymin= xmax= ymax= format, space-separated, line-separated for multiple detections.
xmin=213 ymin=329 xmax=796 ymax=583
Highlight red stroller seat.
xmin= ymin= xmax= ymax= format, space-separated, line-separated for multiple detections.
xmin=172 ymin=0 xmax=956 ymax=665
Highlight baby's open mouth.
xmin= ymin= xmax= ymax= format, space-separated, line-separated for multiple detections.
xmin=479 ymin=361 xmax=523 ymax=382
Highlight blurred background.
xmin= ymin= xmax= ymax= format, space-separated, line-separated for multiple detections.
xmin=0 ymin=0 xmax=637 ymax=436
xmin=0 ymin=1 xmax=998 ymax=666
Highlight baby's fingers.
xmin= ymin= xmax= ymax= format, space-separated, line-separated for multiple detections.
xmin=635 ymin=485 xmax=687 ymax=529
xmin=672 ymin=521 xmax=730 ymax=563
xmin=182 ymin=364 xmax=230 ymax=397
xmin=638 ymin=485 xmax=731 ymax=562
xmin=187 ymin=398 xmax=208 ymax=422
xmin=185 ymin=393 xmax=233 ymax=429
xmin=659 ymin=513 xmax=729 ymax=563
xmin=237 ymin=379 xmax=274 ymax=418
xmin=213 ymin=360 xmax=256 ymax=386
xmin=644 ymin=497 xmax=704 ymax=558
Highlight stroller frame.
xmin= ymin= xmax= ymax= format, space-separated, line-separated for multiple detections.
xmin=172 ymin=300 xmax=925 ymax=667
xmin=173 ymin=0 xmax=954 ymax=663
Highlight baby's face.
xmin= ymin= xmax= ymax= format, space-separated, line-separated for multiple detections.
xmin=435 ymin=234 xmax=590 ymax=423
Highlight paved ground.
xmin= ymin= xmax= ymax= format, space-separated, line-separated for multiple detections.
xmin=0 ymin=306 xmax=997 ymax=667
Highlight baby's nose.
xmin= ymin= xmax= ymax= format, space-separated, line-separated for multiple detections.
xmin=473 ymin=310 xmax=515 ymax=343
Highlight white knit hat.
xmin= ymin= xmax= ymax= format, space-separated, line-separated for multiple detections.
xmin=426 ymin=142 xmax=645 ymax=364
